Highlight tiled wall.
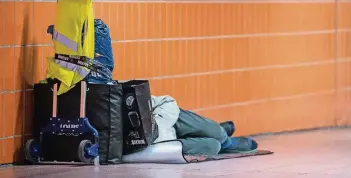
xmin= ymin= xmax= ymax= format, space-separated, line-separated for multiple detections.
xmin=0 ymin=0 xmax=350 ymax=164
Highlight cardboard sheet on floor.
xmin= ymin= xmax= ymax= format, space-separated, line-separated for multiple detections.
xmin=122 ymin=140 xmax=273 ymax=164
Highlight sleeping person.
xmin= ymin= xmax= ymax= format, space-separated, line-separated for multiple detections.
xmin=151 ymin=95 xmax=258 ymax=155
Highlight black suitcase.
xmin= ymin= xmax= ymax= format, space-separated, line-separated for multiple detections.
xmin=121 ymin=80 xmax=158 ymax=154
xmin=25 ymin=81 xmax=123 ymax=164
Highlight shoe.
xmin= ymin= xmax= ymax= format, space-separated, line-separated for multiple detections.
xmin=219 ymin=121 xmax=235 ymax=136
xmin=221 ymin=137 xmax=258 ymax=154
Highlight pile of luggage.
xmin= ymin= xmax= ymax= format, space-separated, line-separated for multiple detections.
xmin=24 ymin=0 xmax=157 ymax=165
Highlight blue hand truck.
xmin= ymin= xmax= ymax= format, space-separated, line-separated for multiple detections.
xmin=24 ymin=82 xmax=100 ymax=165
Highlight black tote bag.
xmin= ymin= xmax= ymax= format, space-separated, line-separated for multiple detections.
xmin=32 ymin=82 xmax=123 ymax=164
xmin=121 ymin=80 xmax=158 ymax=154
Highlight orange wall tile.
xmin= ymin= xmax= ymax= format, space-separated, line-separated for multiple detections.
xmin=338 ymin=2 xmax=351 ymax=29
xmin=113 ymin=34 xmax=336 ymax=79
xmin=336 ymin=1 xmax=351 ymax=124
xmin=196 ymin=92 xmax=336 ymax=136
xmin=0 ymin=0 xmax=350 ymax=164
xmin=149 ymin=63 xmax=335 ymax=110
xmin=338 ymin=31 xmax=351 ymax=58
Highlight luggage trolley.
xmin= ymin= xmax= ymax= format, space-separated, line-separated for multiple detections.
xmin=24 ymin=82 xmax=100 ymax=165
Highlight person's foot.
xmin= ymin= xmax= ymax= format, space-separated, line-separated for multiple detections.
xmin=219 ymin=121 xmax=235 ymax=136
xmin=221 ymin=137 xmax=258 ymax=153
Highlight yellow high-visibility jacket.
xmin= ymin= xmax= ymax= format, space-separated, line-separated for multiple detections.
xmin=46 ymin=0 xmax=94 ymax=95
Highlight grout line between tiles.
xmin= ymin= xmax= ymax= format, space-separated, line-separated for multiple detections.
xmin=131 ymin=2 xmax=135 ymax=79
xmin=192 ymin=87 xmax=351 ymax=112
xmin=158 ymin=3 xmax=162 ymax=81
xmin=2 ymin=0 xmax=6 ymax=140
xmin=114 ymin=3 xmax=119 ymax=77
xmin=22 ymin=89 xmax=26 ymax=145
xmin=143 ymin=2 xmax=148 ymax=82
xmin=136 ymin=3 xmax=141 ymax=80
xmin=12 ymin=3 xmax=16 ymax=138
xmin=1 ymin=90 xmax=3 ymax=138
xmin=0 ymin=44 xmax=52 ymax=48
xmin=0 ymin=134 xmax=32 ymax=140
xmin=334 ymin=0 xmax=340 ymax=127
xmin=140 ymin=57 xmax=351 ymax=80
xmin=0 ymin=89 xmax=33 ymax=95
xmin=0 ymin=58 xmax=349 ymax=95
xmin=4 ymin=0 xmax=16 ymax=139
xmin=113 ymin=29 xmax=349 ymax=43
xmin=1 ymin=29 xmax=351 ymax=48
xmin=19 ymin=0 xmax=344 ymax=4
xmin=123 ymin=2 xmax=127 ymax=79
xmin=137 ymin=2 xmax=141 ymax=39
xmin=3 ymin=0 xmax=351 ymax=3
xmin=196 ymin=3 xmax=202 ymax=108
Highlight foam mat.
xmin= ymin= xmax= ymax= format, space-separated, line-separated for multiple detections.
xmin=122 ymin=141 xmax=273 ymax=164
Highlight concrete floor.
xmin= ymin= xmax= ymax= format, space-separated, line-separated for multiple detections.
xmin=1 ymin=128 xmax=351 ymax=178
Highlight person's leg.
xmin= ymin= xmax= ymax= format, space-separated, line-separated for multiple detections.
xmin=175 ymin=108 xmax=258 ymax=153
xmin=174 ymin=108 xmax=228 ymax=144
xmin=179 ymin=137 xmax=221 ymax=155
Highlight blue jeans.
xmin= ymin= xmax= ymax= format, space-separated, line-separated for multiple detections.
xmin=85 ymin=19 xmax=115 ymax=84
xmin=174 ymin=109 xmax=229 ymax=155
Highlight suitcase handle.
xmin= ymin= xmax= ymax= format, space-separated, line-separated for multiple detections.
xmin=52 ymin=84 xmax=58 ymax=117
xmin=80 ymin=82 xmax=87 ymax=118
xmin=51 ymin=82 xmax=87 ymax=118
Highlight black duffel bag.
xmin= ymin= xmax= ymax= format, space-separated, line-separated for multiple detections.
xmin=32 ymin=81 xmax=123 ymax=164
xmin=121 ymin=80 xmax=158 ymax=155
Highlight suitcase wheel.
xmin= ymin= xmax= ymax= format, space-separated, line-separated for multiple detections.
xmin=78 ymin=140 xmax=94 ymax=164
xmin=24 ymin=139 xmax=39 ymax=163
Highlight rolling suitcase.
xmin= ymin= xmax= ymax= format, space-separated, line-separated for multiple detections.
xmin=25 ymin=81 xmax=124 ymax=165
xmin=25 ymin=82 xmax=100 ymax=165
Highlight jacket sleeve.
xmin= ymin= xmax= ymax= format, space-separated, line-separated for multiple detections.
xmin=151 ymin=95 xmax=180 ymax=128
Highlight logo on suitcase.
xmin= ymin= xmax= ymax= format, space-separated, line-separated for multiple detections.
xmin=60 ymin=124 xmax=80 ymax=129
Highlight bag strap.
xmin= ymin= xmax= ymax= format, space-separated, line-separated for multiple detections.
xmin=54 ymin=53 xmax=111 ymax=79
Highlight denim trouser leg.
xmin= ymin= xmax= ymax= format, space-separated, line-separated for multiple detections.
xmin=174 ymin=109 xmax=228 ymax=155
